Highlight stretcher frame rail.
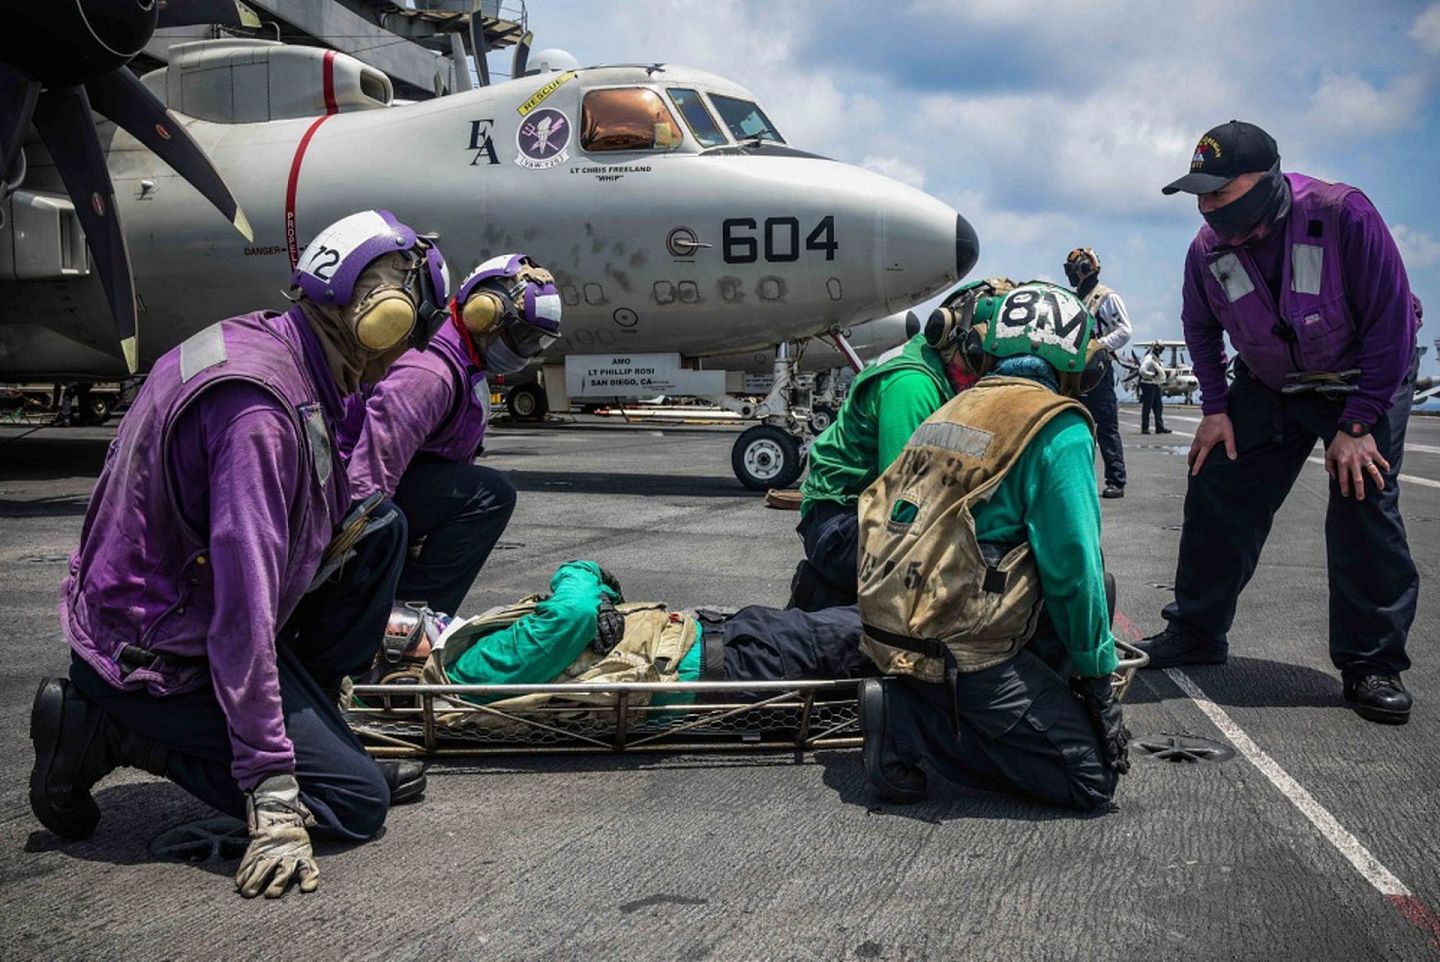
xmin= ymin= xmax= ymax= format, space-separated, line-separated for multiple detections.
xmin=345 ymin=641 xmax=1147 ymax=758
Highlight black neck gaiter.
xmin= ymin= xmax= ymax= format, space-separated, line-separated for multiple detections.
xmin=1203 ymin=160 xmax=1291 ymax=245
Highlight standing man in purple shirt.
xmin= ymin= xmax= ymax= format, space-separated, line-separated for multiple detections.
xmin=339 ymin=253 xmax=562 ymax=617
xmin=1137 ymin=121 xmax=1422 ymax=725
xmin=29 ymin=210 xmax=447 ymax=898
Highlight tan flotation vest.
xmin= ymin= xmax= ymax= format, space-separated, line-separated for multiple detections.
xmin=856 ymin=377 xmax=1092 ymax=681
xmin=417 ymin=597 xmax=700 ymax=728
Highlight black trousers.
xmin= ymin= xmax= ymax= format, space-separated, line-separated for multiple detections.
xmin=1163 ymin=360 xmax=1418 ymax=677
xmin=1082 ymin=367 xmax=1126 ymax=488
xmin=702 ymin=603 xmax=874 ymax=681
xmin=392 ymin=458 xmax=517 ymax=615
xmin=1140 ymin=383 xmax=1166 ymax=432
xmin=788 ymin=501 xmax=860 ymax=611
xmin=69 ymin=500 xmax=409 ymax=841
xmin=878 ymin=628 xmax=1116 ymax=811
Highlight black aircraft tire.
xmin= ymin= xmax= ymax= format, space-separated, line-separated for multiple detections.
xmin=506 ymin=383 xmax=548 ymax=420
xmin=81 ymin=393 xmax=114 ymax=426
xmin=732 ymin=425 xmax=803 ymax=491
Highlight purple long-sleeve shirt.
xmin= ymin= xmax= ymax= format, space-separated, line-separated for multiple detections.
xmin=344 ymin=359 xmax=456 ymax=500
xmin=1181 ymin=188 xmax=1416 ymax=424
xmin=168 ymin=384 xmax=303 ymax=785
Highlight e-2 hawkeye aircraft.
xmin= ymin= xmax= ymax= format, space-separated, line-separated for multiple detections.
xmin=1118 ymin=339 xmax=1199 ymax=405
xmin=0 ymin=36 xmax=977 ymax=489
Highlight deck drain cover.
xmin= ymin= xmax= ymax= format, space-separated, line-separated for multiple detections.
xmin=150 ymin=816 xmax=248 ymax=862
xmin=1134 ymin=733 xmax=1234 ymax=764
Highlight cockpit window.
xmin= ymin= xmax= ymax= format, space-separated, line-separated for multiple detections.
xmin=667 ymin=88 xmax=728 ymax=147
xmin=581 ymin=88 xmax=684 ymax=152
xmin=708 ymin=94 xmax=785 ymax=144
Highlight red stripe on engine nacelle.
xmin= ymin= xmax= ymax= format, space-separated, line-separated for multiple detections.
xmin=285 ymin=51 xmax=340 ymax=269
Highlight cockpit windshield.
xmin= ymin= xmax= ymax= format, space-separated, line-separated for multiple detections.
xmin=667 ymin=88 xmax=728 ymax=147
xmin=708 ymin=94 xmax=785 ymax=144
xmin=581 ymin=88 xmax=684 ymax=152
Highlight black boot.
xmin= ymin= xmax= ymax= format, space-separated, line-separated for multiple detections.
xmin=29 ymin=677 xmax=169 ymax=839
xmin=857 ymin=679 xmax=927 ymax=804
xmin=377 ymin=759 xmax=429 ymax=804
xmin=1343 ymin=674 xmax=1411 ymax=725
xmin=1133 ymin=624 xmax=1227 ymax=669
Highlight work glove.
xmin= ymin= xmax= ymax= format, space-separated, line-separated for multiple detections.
xmin=1071 ymin=676 xmax=1131 ymax=775
xmin=592 ymin=597 xmax=625 ymax=656
xmin=235 ymin=774 xmax=319 ymax=899
xmin=597 ymin=566 xmax=624 ymax=604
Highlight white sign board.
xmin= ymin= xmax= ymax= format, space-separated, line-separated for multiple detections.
xmin=565 ymin=353 xmax=725 ymax=399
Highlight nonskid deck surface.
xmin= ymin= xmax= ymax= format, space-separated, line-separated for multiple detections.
xmin=1 ymin=409 xmax=1437 ymax=961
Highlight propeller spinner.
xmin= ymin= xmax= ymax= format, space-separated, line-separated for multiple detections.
xmin=0 ymin=0 xmax=253 ymax=373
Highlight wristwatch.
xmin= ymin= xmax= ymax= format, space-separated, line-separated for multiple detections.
xmin=1340 ymin=419 xmax=1372 ymax=439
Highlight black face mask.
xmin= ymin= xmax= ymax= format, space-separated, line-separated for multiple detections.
xmin=1203 ymin=160 xmax=1290 ymax=244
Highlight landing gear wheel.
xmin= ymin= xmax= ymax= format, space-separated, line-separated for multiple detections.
xmin=808 ymin=403 xmax=837 ymax=435
xmin=506 ymin=383 xmax=548 ymax=420
xmin=732 ymin=425 xmax=803 ymax=491
xmin=80 ymin=393 xmax=114 ymax=426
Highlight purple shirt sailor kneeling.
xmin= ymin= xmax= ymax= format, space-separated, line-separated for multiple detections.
xmin=29 ymin=210 xmax=451 ymax=901
xmin=335 ymin=252 xmax=564 ymax=616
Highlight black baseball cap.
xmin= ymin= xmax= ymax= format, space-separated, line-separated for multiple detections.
xmin=1161 ymin=120 xmax=1279 ymax=195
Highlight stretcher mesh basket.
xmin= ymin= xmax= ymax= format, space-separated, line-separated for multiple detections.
xmin=346 ymin=641 xmax=1147 ymax=757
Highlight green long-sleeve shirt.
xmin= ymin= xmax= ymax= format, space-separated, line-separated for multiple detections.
xmin=971 ymin=409 xmax=1118 ymax=678
xmin=801 ymin=336 xmax=952 ymax=515
xmin=445 ymin=560 xmax=706 ymax=698
xmin=445 ymin=560 xmax=619 ymax=689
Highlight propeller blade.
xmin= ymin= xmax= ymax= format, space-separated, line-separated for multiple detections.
xmin=470 ymin=12 xmax=491 ymax=86
xmin=512 ymin=30 xmax=532 ymax=78
xmin=0 ymin=64 xmax=40 ymax=193
xmin=158 ymin=0 xmax=258 ymax=29
xmin=32 ymin=85 xmax=139 ymax=373
xmin=85 ymin=66 xmax=252 ymax=241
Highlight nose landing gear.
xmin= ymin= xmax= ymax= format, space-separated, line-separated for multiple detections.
xmin=732 ymin=424 xmax=803 ymax=490
xmin=715 ymin=330 xmax=861 ymax=491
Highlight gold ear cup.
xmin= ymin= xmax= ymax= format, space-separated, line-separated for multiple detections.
xmin=461 ymin=290 xmax=505 ymax=337
xmin=354 ymin=291 xmax=418 ymax=350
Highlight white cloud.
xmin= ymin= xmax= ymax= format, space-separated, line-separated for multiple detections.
xmin=861 ymin=155 xmax=927 ymax=189
xmin=1412 ymin=4 xmax=1440 ymax=55
xmin=1393 ymin=224 xmax=1440 ymax=269
xmin=1305 ymin=71 xmax=1431 ymax=136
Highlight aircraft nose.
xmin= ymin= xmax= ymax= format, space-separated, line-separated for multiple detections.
xmin=956 ymin=213 xmax=979 ymax=279
xmin=880 ymin=186 xmax=975 ymax=313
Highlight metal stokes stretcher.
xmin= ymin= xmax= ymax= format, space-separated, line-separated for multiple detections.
xmin=345 ymin=640 xmax=1149 ymax=759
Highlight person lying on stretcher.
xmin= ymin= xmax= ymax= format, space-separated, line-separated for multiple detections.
xmin=353 ymin=561 xmax=874 ymax=708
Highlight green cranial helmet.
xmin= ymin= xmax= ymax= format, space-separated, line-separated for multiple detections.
xmin=972 ymin=281 xmax=1094 ymax=376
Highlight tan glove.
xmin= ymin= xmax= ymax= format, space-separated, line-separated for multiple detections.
xmin=235 ymin=774 xmax=320 ymax=899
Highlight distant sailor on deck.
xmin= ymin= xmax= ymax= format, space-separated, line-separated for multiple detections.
xmin=1138 ymin=121 xmax=1422 ymax=725
xmin=1065 ymin=248 xmax=1132 ymax=498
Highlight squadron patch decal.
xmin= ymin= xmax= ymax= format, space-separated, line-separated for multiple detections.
xmin=515 ymin=108 xmax=570 ymax=170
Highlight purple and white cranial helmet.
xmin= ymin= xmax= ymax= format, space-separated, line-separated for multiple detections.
xmin=292 ymin=210 xmax=451 ymax=350
xmin=454 ymin=253 xmax=562 ymax=373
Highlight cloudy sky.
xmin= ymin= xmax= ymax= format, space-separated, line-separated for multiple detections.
xmin=514 ymin=0 xmax=1439 ymax=371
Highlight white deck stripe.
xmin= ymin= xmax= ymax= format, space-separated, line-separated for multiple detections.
xmin=1119 ymin=419 xmax=1440 ymax=489
xmin=1163 ymin=667 xmax=1411 ymax=897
